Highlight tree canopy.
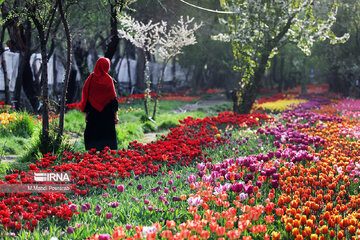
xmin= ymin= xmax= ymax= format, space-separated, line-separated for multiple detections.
xmin=214 ymin=0 xmax=349 ymax=113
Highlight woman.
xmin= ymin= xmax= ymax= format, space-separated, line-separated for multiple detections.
xmin=80 ymin=57 xmax=119 ymax=150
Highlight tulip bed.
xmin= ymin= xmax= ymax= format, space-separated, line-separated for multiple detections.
xmin=1 ymin=92 xmax=360 ymax=240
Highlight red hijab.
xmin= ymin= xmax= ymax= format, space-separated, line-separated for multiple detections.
xmin=80 ymin=57 xmax=117 ymax=112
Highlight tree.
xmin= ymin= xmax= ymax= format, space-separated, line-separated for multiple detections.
xmin=0 ymin=25 xmax=10 ymax=104
xmin=57 ymin=0 xmax=72 ymax=139
xmin=316 ymin=0 xmax=360 ymax=96
xmin=1 ymin=1 xmax=41 ymax=111
xmin=104 ymin=0 xmax=128 ymax=60
xmin=118 ymin=14 xmax=201 ymax=119
xmin=214 ymin=0 xmax=349 ymax=113
xmin=23 ymin=0 xmax=58 ymax=145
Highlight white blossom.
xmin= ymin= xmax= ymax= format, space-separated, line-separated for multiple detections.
xmin=118 ymin=14 xmax=202 ymax=61
xmin=213 ymin=0 xmax=349 ymax=80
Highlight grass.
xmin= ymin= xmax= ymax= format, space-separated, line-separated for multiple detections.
xmin=64 ymin=110 xmax=86 ymax=136
xmin=2 ymin=98 xmax=230 ymax=161
xmin=0 ymin=137 xmax=32 ymax=155
xmin=0 ymin=112 xmax=39 ymax=156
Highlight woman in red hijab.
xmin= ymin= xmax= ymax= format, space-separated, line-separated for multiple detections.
xmin=80 ymin=57 xmax=119 ymax=150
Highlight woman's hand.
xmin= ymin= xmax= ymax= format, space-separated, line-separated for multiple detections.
xmin=115 ymin=112 xmax=119 ymax=124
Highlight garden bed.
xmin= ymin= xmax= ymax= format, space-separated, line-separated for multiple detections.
xmin=1 ymin=93 xmax=360 ymax=239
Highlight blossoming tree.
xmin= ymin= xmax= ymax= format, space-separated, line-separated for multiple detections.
xmin=118 ymin=14 xmax=201 ymax=120
xmin=213 ymin=0 xmax=349 ymax=113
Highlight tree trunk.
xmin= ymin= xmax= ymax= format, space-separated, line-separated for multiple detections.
xmin=0 ymin=26 xmax=10 ymax=104
xmin=136 ymin=48 xmax=146 ymax=92
xmin=31 ymin=12 xmax=50 ymax=144
xmin=104 ymin=0 xmax=120 ymax=60
xmin=278 ymin=56 xmax=285 ymax=93
xmin=126 ymin=54 xmax=132 ymax=93
xmin=13 ymin=20 xmax=32 ymax=110
xmin=66 ymin=68 xmax=77 ymax=104
xmin=53 ymin=53 xmax=58 ymax=100
xmin=152 ymin=60 xmax=169 ymax=120
xmin=58 ymin=0 xmax=72 ymax=138
xmin=40 ymin=38 xmax=50 ymax=144
xmin=0 ymin=26 xmax=8 ymax=104
xmin=233 ymin=54 xmax=269 ymax=114
xmin=23 ymin=54 xmax=40 ymax=112
xmin=172 ymin=58 xmax=176 ymax=91
xmin=1 ymin=51 xmax=10 ymax=105
xmin=194 ymin=64 xmax=204 ymax=91
xmin=14 ymin=53 xmax=24 ymax=109
xmin=73 ymin=40 xmax=90 ymax=83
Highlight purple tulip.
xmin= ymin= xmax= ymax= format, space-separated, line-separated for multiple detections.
xmin=168 ymin=180 xmax=173 ymax=185
xmin=99 ymin=234 xmax=111 ymax=240
xmin=249 ymin=164 xmax=257 ymax=172
xmin=137 ymin=184 xmax=143 ymax=190
xmin=117 ymin=185 xmax=124 ymax=192
xmin=81 ymin=204 xmax=88 ymax=213
xmin=239 ymin=192 xmax=247 ymax=201
xmin=95 ymin=204 xmax=101 ymax=212
xmin=148 ymin=205 xmax=154 ymax=211
xmin=109 ymin=202 xmax=119 ymax=208
xmin=144 ymin=199 xmax=150 ymax=205
xmin=67 ymin=226 xmax=74 ymax=234
xmin=245 ymin=185 xmax=254 ymax=195
xmin=151 ymin=186 xmax=160 ymax=193
xmin=172 ymin=186 xmax=177 ymax=192
xmin=172 ymin=197 xmax=181 ymax=202
xmin=106 ymin=212 xmax=112 ymax=219
xmin=69 ymin=204 xmax=78 ymax=212
xmin=187 ymin=174 xmax=196 ymax=183
xmin=272 ymin=173 xmax=280 ymax=180
xmin=164 ymin=187 xmax=169 ymax=194
xmin=246 ymin=173 xmax=254 ymax=180
xmin=231 ymin=182 xmax=243 ymax=193
xmin=197 ymin=163 xmax=205 ymax=171
xmin=126 ymin=224 xmax=132 ymax=230
xmin=271 ymin=180 xmax=279 ymax=189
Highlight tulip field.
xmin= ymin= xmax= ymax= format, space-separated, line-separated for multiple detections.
xmin=1 ymin=87 xmax=360 ymax=240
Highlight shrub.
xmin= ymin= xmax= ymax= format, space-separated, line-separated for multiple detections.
xmin=158 ymin=119 xmax=178 ymax=131
xmin=18 ymin=127 xmax=72 ymax=163
xmin=0 ymin=112 xmax=35 ymax=138
xmin=142 ymin=121 xmax=157 ymax=133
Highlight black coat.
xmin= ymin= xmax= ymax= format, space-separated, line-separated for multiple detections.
xmin=84 ymin=98 xmax=118 ymax=150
